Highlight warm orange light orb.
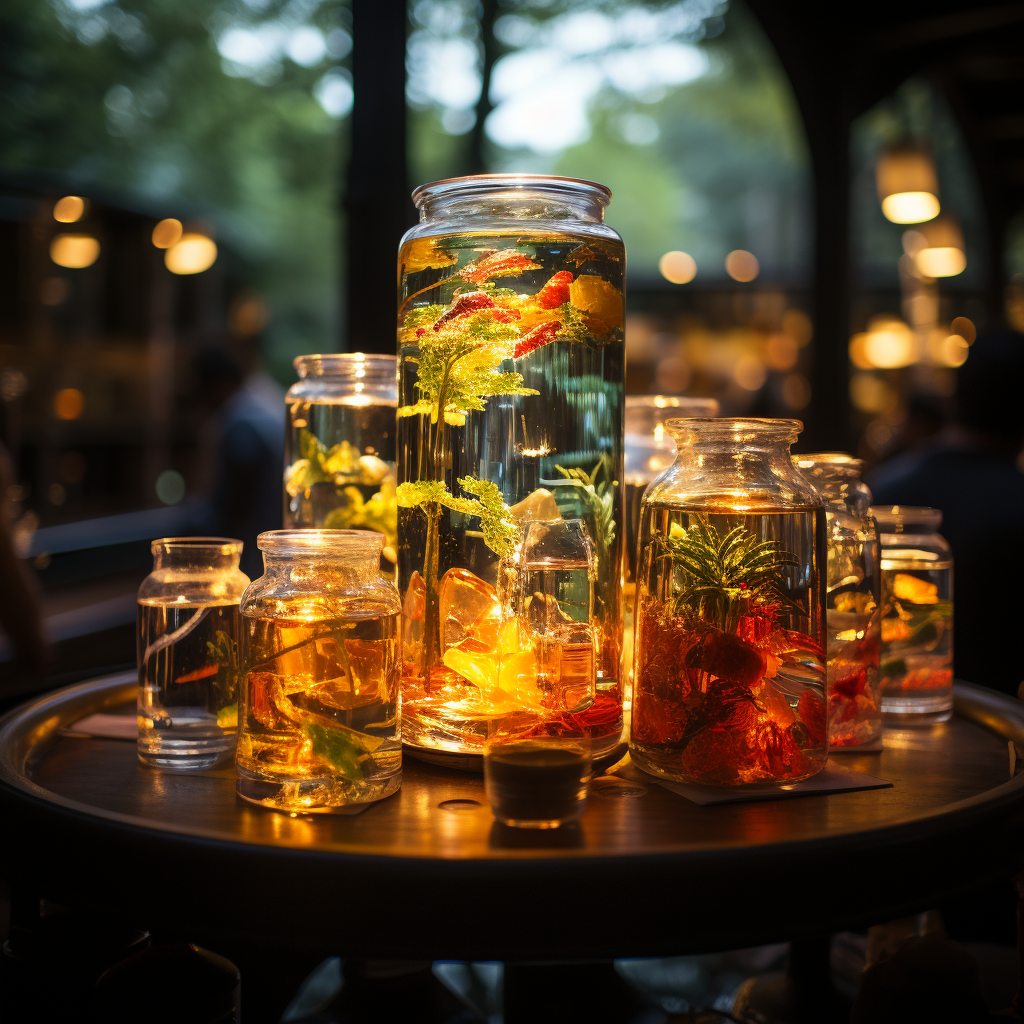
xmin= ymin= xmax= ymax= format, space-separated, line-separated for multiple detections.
xmin=165 ymin=233 xmax=217 ymax=275
xmin=50 ymin=234 xmax=100 ymax=269
xmin=53 ymin=196 xmax=86 ymax=223
xmin=152 ymin=218 xmax=184 ymax=249
xmin=54 ymin=388 xmax=85 ymax=420
xmin=658 ymin=250 xmax=697 ymax=284
xmin=725 ymin=250 xmax=759 ymax=282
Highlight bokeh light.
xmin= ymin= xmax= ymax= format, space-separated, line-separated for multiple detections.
xmin=725 ymin=250 xmax=759 ymax=282
xmin=53 ymin=196 xmax=86 ymax=223
xmin=915 ymin=246 xmax=966 ymax=278
xmin=50 ymin=234 xmax=100 ymax=269
xmin=951 ymin=316 xmax=976 ymax=344
xmin=53 ymin=388 xmax=85 ymax=420
xmin=156 ymin=469 xmax=186 ymax=505
xmin=152 ymin=218 xmax=184 ymax=249
xmin=165 ymin=233 xmax=217 ymax=275
xmin=881 ymin=192 xmax=940 ymax=224
xmin=781 ymin=372 xmax=811 ymax=410
xmin=733 ymin=354 xmax=767 ymax=390
xmin=658 ymin=250 xmax=697 ymax=284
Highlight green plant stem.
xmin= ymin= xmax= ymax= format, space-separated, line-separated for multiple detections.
xmin=418 ymin=358 xmax=454 ymax=688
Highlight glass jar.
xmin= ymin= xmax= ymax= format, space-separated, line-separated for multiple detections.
xmin=870 ymin=506 xmax=953 ymax=723
xmin=236 ymin=530 xmax=402 ymax=812
xmin=137 ymin=538 xmax=249 ymax=771
xmin=623 ymin=395 xmax=720 ymax=711
xmin=284 ymin=353 xmax=398 ymax=562
xmin=396 ymin=174 xmax=625 ymax=760
xmin=629 ymin=418 xmax=828 ymax=786
xmin=794 ymin=454 xmax=881 ymax=747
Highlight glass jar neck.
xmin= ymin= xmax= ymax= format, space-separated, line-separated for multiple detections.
xmin=413 ymin=175 xmax=610 ymax=226
xmin=871 ymin=506 xmax=942 ymax=534
xmin=794 ymin=454 xmax=867 ymax=511
xmin=152 ymin=539 xmax=241 ymax=573
xmin=668 ymin=417 xmax=802 ymax=456
xmin=293 ymin=354 xmax=397 ymax=402
xmin=257 ymin=530 xmax=382 ymax=576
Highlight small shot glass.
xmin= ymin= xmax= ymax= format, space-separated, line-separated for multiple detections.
xmin=484 ymin=720 xmax=592 ymax=830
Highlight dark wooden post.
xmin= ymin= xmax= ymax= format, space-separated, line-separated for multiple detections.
xmin=345 ymin=0 xmax=414 ymax=354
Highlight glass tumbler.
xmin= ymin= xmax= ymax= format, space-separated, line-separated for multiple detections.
xmin=237 ymin=529 xmax=402 ymax=812
xmin=137 ymin=538 xmax=249 ymax=770
xmin=484 ymin=519 xmax=597 ymax=828
xmin=284 ymin=353 xmax=398 ymax=562
xmin=871 ymin=505 xmax=953 ymax=724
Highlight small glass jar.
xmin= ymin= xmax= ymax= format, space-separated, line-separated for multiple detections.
xmin=629 ymin=418 xmax=828 ymax=786
xmin=236 ymin=530 xmax=402 ymax=812
xmin=870 ymin=506 xmax=953 ymax=723
xmin=483 ymin=518 xmax=597 ymax=828
xmin=624 ymin=396 xmax=720 ymax=711
xmin=284 ymin=353 xmax=398 ymax=562
xmin=137 ymin=538 xmax=249 ymax=771
xmin=397 ymin=175 xmax=626 ymax=761
xmin=795 ymin=454 xmax=881 ymax=747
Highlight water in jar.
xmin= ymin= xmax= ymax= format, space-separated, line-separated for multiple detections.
xmin=397 ymin=231 xmax=624 ymax=757
xmin=137 ymin=600 xmax=241 ymax=770
xmin=879 ymin=546 xmax=953 ymax=721
xmin=284 ymin=399 xmax=397 ymax=552
xmin=630 ymin=503 xmax=828 ymax=785
xmin=237 ymin=607 xmax=401 ymax=811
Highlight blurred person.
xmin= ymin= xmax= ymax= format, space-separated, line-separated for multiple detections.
xmin=190 ymin=346 xmax=285 ymax=580
xmin=0 ymin=442 xmax=48 ymax=690
xmin=867 ymin=330 xmax=1024 ymax=694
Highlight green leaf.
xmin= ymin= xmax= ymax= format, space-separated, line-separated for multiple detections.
xmin=302 ymin=721 xmax=381 ymax=779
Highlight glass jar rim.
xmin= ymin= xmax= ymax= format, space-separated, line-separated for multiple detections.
xmin=257 ymin=529 xmax=384 ymax=556
xmin=870 ymin=505 xmax=942 ymax=529
xmin=794 ymin=452 xmax=864 ymax=475
xmin=625 ymin=395 xmax=720 ymax=415
xmin=665 ymin=416 xmax=803 ymax=443
xmin=412 ymin=174 xmax=612 ymax=209
xmin=294 ymin=353 xmax=397 ymax=379
xmin=151 ymin=537 xmax=242 ymax=557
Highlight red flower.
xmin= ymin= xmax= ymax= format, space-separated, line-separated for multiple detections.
xmin=535 ymin=271 xmax=573 ymax=309
xmin=513 ymin=320 xmax=561 ymax=359
xmin=797 ymin=690 xmax=826 ymax=746
xmin=433 ymin=291 xmax=494 ymax=330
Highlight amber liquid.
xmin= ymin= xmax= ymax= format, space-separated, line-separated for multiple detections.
xmin=397 ymin=230 xmax=625 ymax=756
xmin=879 ymin=550 xmax=953 ymax=721
xmin=630 ymin=503 xmax=827 ymax=786
xmin=237 ymin=608 xmax=401 ymax=810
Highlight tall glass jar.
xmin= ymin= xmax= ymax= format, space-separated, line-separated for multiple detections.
xmin=629 ymin=418 xmax=828 ymax=786
xmin=236 ymin=530 xmax=402 ymax=812
xmin=623 ymin=396 xmax=719 ymax=711
xmin=396 ymin=174 xmax=625 ymax=760
xmin=794 ymin=454 xmax=881 ymax=747
xmin=137 ymin=538 xmax=249 ymax=770
xmin=284 ymin=353 xmax=398 ymax=563
xmin=871 ymin=506 xmax=953 ymax=724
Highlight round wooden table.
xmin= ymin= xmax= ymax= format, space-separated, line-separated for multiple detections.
xmin=1 ymin=672 xmax=1023 ymax=961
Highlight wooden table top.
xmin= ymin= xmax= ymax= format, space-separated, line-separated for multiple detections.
xmin=1 ymin=672 xmax=1023 ymax=960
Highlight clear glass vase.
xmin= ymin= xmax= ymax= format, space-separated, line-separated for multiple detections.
xmin=283 ymin=353 xmax=398 ymax=563
xmin=396 ymin=174 xmax=626 ymax=760
xmin=795 ymin=453 xmax=882 ymax=747
xmin=236 ymin=529 xmax=402 ymax=811
xmin=871 ymin=505 xmax=953 ymax=724
xmin=137 ymin=538 xmax=249 ymax=770
xmin=629 ymin=417 xmax=828 ymax=786
xmin=624 ymin=395 xmax=720 ymax=712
